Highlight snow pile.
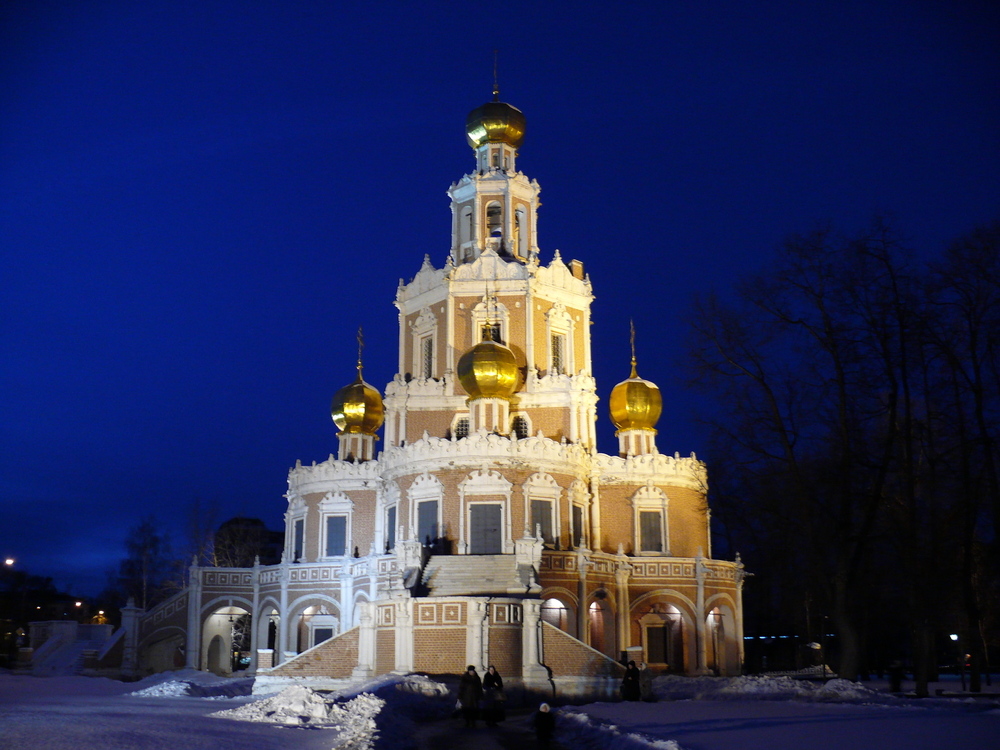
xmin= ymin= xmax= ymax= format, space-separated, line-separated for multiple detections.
xmin=212 ymin=687 xmax=385 ymax=749
xmin=331 ymin=673 xmax=453 ymax=750
xmin=211 ymin=685 xmax=337 ymax=724
xmin=127 ymin=669 xmax=254 ymax=698
xmin=557 ymin=709 xmax=683 ymax=750
xmin=130 ymin=680 xmax=192 ymax=697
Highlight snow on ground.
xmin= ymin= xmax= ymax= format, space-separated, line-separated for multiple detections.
xmin=554 ymin=674 xmax=1000 ymax=750
xmin=1 ymin=668 xmax=998 ymax=750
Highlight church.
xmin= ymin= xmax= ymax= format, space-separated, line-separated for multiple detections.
xmin=127 ymin=91 xmax=746 ymax=697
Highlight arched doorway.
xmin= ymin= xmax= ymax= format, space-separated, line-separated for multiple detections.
xmin=202 ymin=605 xmax=251 ymax=675
xmin=206 ymin=635 xmax=226 ymax=676
xmin=541 ymin=597 xmax=576 ymax=637
xmin=639 ymin=603 xmax=685 ymax=673
xmin=588 ymin=595 xmax=615 ymax=658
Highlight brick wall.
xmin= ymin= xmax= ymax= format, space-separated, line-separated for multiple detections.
xmin=486 ymin=626 xmax=521 ymax=675
xmin=413 ymin=628 xmax=467 ymax=674
xmin=541 ymin=622 xmax=623 ymax=680
xmin=375 ymin=629 xmax=395 ymax=675
xmin=266 ymin=627 xmax=359 ymax=678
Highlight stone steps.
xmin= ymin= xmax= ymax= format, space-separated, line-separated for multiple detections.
xmin=421 ymin=555 xmax=528 ymax=597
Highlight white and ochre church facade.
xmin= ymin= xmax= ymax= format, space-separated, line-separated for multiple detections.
xmin=128 ymin=93 xmax=745 ymax=697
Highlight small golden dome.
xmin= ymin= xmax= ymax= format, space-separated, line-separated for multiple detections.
xmin=466 ymin=99 xmax=526 ymax=149
xmin=609 ymin=359 xmax=662 ymax=432
xmin=331 ymin=368 xmax=384 ymax=435
xmin=457 ymin=338 xmax=520 ymax=400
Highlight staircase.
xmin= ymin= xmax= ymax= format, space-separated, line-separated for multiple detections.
xmin=421 ymin=555 xmax=533 ymax=597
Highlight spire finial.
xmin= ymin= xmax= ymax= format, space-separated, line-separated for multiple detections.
xmin=629 ymin=319 xmax=638 ymax=377
xmin=356 ymin=326 xmax=365 ymax=376
xmin=492 ymin=49 xmax=500 ymax=101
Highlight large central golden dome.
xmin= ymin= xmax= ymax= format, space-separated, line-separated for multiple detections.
xmin=466 ymin=99 xmax=526 ymax=149
xmin=331 ymin=369 xmax=384 ymax=435
xmin=609 ymin=360 xmax=662 ymax=432
xmin=457 ymin=339 xmax=520 ymax=400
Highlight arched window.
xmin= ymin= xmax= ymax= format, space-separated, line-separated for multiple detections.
xmin=486 ymin=202 xmax=503 ymax=237
xmin=512 ymin=415 xmax=529 ymax=439
xmin=541 ymin=598 xmax=572 ymax=633
xmin=454 ymin=417 xmax=470 ymax=439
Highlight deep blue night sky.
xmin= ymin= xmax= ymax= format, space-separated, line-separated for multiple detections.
xmin=3 ymin=1 xmax=998 ymax=596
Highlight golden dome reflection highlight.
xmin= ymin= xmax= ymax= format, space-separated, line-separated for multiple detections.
xmin=331 ymin=371 xmax=385 ymax=435
xmin=457 ymin=339 xmax=520 ymax=401
xmin=609 ymin=359 xmax=662 ymax=432
xmin=466 ymin=100 xmax=526 ymax=149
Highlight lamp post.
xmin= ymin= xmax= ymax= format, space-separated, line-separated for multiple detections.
xmin=950 ymin=634 xmax=965 ymax=691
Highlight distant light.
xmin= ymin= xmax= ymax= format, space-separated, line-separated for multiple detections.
xmin=75 ymin=601 xmax=82 ymax=607
xmin=4 ymin=558 xmax=13 ymax=566
xmin=99 ymin=610 xmax=104 ymax=615
xmin=950 ymin=634 xmax=959 ymax=641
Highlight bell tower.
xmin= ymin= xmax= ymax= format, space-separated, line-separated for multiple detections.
xmin=449 ymin=89 xmax=540 ymax=265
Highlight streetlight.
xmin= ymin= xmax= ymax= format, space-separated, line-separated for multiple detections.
xmin=4 ymin=558 xmax=13 ymax=567
xmin=950 ymin=634 xmax=965 ymax=691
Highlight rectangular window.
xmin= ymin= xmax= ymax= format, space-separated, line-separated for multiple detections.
xmin=639 ymin=510 xmax=663 ymax=552
xmin=551 ymin=333 xmax=565 ymax=375
xmin=482 ymin=323 xmax=501 ymax=343
xmin=531 ymin=499 xmax=554 ymax=546
xmin=313 ymin=628 xmax=334 ymax=646
xmin=417 ymin=500 xmax=438 ymax=546
xmin=325 ymin=515 xmax=347 ymax=557
xmin=386 ymin=506 xmax=397 ymax=552
xmin=572 ymin=504 xmax=584 ymax=548
xmin=421 ymin=336 xmax=434 ymax=379
xmin=647 ymin=625 xmax=667 ymax=663
xmin=293 ymin=519 xmax=304 ymax=562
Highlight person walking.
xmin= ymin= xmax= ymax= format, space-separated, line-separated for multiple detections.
xmin=482 ymin=665 xmax=505 ymax=726
xmin=458 ymin=664 xmax=483 ymax=727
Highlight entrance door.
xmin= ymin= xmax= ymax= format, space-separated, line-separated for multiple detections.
xmin=469 ymin=504 xmax=502 ymax=554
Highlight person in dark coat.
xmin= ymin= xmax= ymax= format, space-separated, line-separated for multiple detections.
xmin=621 ymin=659 xmax=641 ymax=701
xmin=458 ymin=665 xmax=483 ymax=727
xmin=534 ymin=702 xmax=556 ymax=746
xmin=482 ymin=665 xmax=505 ymax=726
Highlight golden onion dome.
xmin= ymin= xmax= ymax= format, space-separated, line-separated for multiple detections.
xmin=609 ymin=359 xmax=662 ymax=432
xmin=466 ymin=98 xmax=526 ymax=149
xmin=331 ymin=368 xmax=384 ymax=435
xmin=457 ymin=338 xmax=520 ymax=400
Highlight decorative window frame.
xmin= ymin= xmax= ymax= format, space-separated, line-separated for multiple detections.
xmin=631 ymin=484 xmax=670 ymax=555
xmin=410 ymin=307 xmax=437 ymax=380
xmin=458 ymin=469 xmax=513 ymax=554
xmin=319 ymin=491 xmax=354 ymax=560
xmin=407 ymin=472 xmax=444 ymax=545
xmin=471 ymin=297 xmax=510 ymax=345
xmin=510 ymin=412 xmax=531 ymax=439
xmin=451 ymin=414 xmax=471 ymax=440
xmin=569 ymin=479 xmax=590 ymax=549
xmin=522 ymin=472 xmax=562 ymax=547
xmin=285 ymin=492 xmax=307 ymax=563
xmin=545 ymin=302 xmax=574 ymax=376
xmin=379 ymin=482 xmax=401 ymax=554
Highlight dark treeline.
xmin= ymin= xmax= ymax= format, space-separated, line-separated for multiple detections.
xmin=689 ymin=219 xmax=1000 ymax=695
